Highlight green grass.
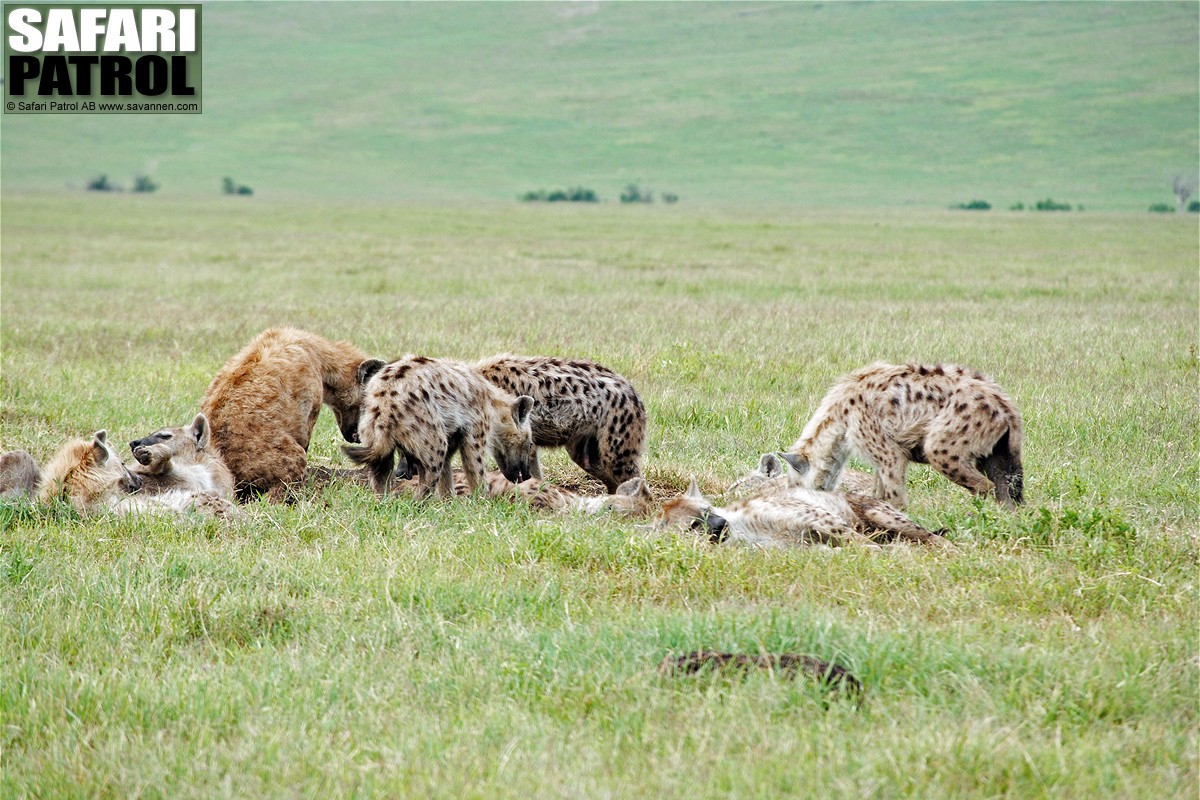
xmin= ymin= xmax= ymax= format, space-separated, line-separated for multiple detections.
xmin=0 ymin=193 xmax=1196 ymax=797
xmin=1 ymin=2 xmax=1197 ymax=209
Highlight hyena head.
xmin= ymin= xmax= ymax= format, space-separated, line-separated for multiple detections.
xmin=489 ymin=394 xmax=538 ymax=484
xmin=129 ymin=413 xmax=212 ymax=475
xmin=92 ymin=431 xmax=142 ymax=495
xmin=726 ymin=452 xmax=786 ymax=495
xmin=582 ymin=477 xmax=657 ymax=517
xmin=329 ymin=358 xmax=386 ymax=444
xmin=653 ymin=477 xmax=728 ymax=541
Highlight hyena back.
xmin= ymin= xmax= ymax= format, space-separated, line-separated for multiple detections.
xmin=786 ymin=362 xmax=1023 ymax=509
xmin=474 ymin=354 xmax=646 ymax=492
xmin=343 ymin=356 xmax=537 ymax=499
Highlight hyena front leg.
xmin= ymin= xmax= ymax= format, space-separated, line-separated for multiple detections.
xmin=456 ymin=428 xmax=489 ymax=496
xmin=851 ymin=421 xmax=911 ymax=508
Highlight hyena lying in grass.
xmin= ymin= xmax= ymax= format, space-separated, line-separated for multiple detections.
xmin=0 ymin=450 xmax=41 ymax=498
xmin=36 ymin=431 xmax=142 ymax=514
xmin=475 ymin=355 xmax=647 ymax=492
xmin=658 ymin=651 xmax=863 ymax=703
xmin=655 ymin=478 xmax=947 ymax=548
xmin=726 ymin=453 xmax=874 ymax=499
xmin=126 ymin=412 xmax=239 ymax=520
xmin=495 ymin=475 xmax=656 ymax=517
xmin=344 ymin=355 xmax=538 ymax=499
xmin=786 ymin=362 xmax=1024 ymax=509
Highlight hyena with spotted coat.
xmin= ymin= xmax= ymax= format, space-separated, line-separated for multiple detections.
xmin=344 ymin=355 xmax=537 ymax=499
xmin=655 ymin=477 xmax=946 ymax=548
xmin=128 ymin=412 xmax=236 ymax=498
xmin=474 ymin=355 xmax=646 ymax=492
xmin=785 ymin=362 xmax=1024 ymax=509
xmin=36 ymin=431 xmax=142 ymax=514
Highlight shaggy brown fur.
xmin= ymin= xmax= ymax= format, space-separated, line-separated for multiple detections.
xmin=128 ymin=413 xmax=236 ymax=498
xmin=658 ymin=651 xmax=863 ymax=701
xmin=475 ymin=354 xmax=647 ymax=492
xmin=36 ymin=431 xmax=141 ymax=514
xmin=787 ymin=362 xmax=1024 ymax=509
xmin=344 ymin=355 xmax=537 ymax=500
xmin=200 ymin=327 xmax=383 ymax=503
xmin=0 ymin=450 xmax=41 ymax=498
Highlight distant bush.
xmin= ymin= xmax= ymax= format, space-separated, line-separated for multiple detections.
xmin=132 ymin=175 xmax=159 ymax=193
xmin=1188 ymin=200 xmax=1200 ymax=213
xmin=620 ymin=183 xmax=652 ymax=204
xmin=223 ymin=177 xmax=253 ymax=196
xmin=1034 ymin=198 xmax=1072 ymax=211
xmin=1148 ymin=202 xmax=1173 ymax=213
xmin=520 ymin=186 xmax=598 ymax=203
xmin=87 ymin=174 xmax=116 ymax=192
xmin=1009 ymin=202 xmax=1024 ymax=211
xmin=953 ymin=199 xmax=991 ymax=210
xmin=662 ymin=192 xmax=679 ymax=204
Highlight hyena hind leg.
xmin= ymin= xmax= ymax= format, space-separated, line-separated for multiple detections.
xmin=846 ymin=494 xmax=948 ymax=547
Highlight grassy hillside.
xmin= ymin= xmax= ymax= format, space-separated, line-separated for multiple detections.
xmin=1 ymin=194 xmax=1196 ymax=796
xmin=2 ymin=2 xmax=1197 ymax=208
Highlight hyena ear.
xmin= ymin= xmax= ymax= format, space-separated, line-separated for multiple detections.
xmin=356 ymin=359 xmax=385 ymax=385
xmin=778 ymin=452 xmax=809 ymax=477
xmin=614 ymin=477 xmax=646 ymax=497
xmin=91 ymin=431 xmax=110 ymax=461
xmin=685 ymin=476 xmax=704 ymax=500
xmin=187 ymin=413 xmax=211 ymax=449
xmin=512 ymin=395 xmax=536 ymax=427
xmin=758 ymin=453 xmax=784 ymax=478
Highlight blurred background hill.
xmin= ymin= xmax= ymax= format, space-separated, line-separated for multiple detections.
xmin=2 ymin=1 xmax=1196 ymax=209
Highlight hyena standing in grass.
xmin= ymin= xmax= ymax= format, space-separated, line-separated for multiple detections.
xmin=474 ymin=355 xmax=646 ymax=492
xmin=785 ymin=362 xmax=1024 ymax=509
xmin=344 ymin=355 xmax=538 ymax=499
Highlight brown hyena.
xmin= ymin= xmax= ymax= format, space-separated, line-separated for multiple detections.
xmin=0 ymin=450 xmax=41 ymax=498
xmin=654 ymin=477 xmax=946 ymax=548
xmin=128 ymin=412 xmax=236 ymax=498
xmin=36 ymin=431 xmax=142 ymax=514
xmin=343 ymin=355 xmax=537 ymax=500
xmin=474 ymin=354 xmax=646 ymax=492
xmin=201 ymin=327 xmax=384 ymax=502
xmin=785 ymin=362 xmax=1024 ymax=509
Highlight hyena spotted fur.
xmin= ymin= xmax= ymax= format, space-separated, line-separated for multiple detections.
xmin=655 ymin=477 xmax=946 ymax=548
xmin=344 ymin=355 xmax=537 ymax=499
xmin=474 ymin=355 xmax=647 ymax=492
xmin=786 ymin=362 xmax=1024 ymax=509
xmin=492 ymin=475 xmax=656 ymax=517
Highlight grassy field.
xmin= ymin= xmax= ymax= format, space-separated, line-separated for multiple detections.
xmin=0 ymin=192 xmax=1196 ymax=797
xmin=2 ymin=2 xmax=1197 ymax=209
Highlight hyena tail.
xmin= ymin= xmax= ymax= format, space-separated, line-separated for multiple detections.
xmin=341 ymin=441 xmax=394 ymax=495
xmin=981 ymin=428 xmax=1024 ymax=508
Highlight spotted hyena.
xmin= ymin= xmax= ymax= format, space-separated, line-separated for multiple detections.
xmin=726 ymin=453 xmax=875 ymax=499
xmin=474 ymin=355 xmax=646 ymax=492
xmin=785 ymin=362 xmax=1024 ymax=509
xmin=654 ymin=477 xmax=946 ymax=548
xmin=36 ymin=431 xmax=142 ymax=514
xmin=0 ymin=450 xmax=41 ymax=498
xmin=489 ymin=474 xmax=656 ymax=518
xmin=201 ymin=327 xmax=384 ymax=502
xmin=128 ymin=412 xmax=236 ymax=498
xmin=343 ymin=355 xmax=537 ymax=499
